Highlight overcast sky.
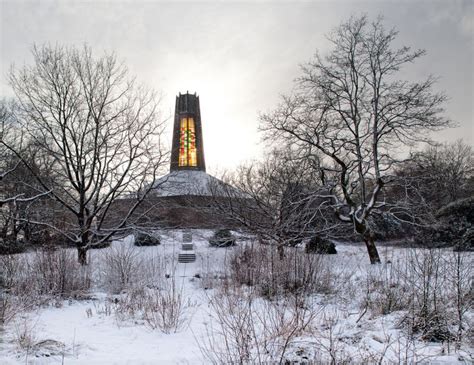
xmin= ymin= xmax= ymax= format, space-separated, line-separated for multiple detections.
xmin=1 ymin=0 xmax=472 ymax=172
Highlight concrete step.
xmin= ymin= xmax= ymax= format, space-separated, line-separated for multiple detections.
xmin=182 ymin=243 xmax=194 ymax=251
xmin=178 ymin=257 xmax=196 ymax=263
xmin=178 ymin=251 xmax=196 ymax=263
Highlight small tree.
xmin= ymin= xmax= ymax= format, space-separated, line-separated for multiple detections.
xmin=261 ymin=15 xmax=449 ymax=263
xmin=2 ymin=45 xmax=168 ymax=264
xmin=209 ymin=147 xmax=340 ymax=257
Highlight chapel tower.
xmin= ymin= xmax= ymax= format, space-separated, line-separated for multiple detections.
xmin=170 ymin=92 xmax=206 ymax=172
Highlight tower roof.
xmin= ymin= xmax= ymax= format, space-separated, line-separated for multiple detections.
xmin=176 ymin=92 xmax=199 ymax=114
xmin=152 ymin=170 xmax=225 ymax=197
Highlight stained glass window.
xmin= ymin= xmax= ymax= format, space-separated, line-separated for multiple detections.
xmin=178 ymin=117 xmax=197 ymax=167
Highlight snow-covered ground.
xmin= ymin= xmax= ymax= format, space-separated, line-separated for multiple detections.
xmin=0 ymin=230 xmax=472 ymax=364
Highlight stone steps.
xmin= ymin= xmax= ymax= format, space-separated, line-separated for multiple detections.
xmin=182 ymin=243 xmax=194 ymax=251
xmin=183 ymin=232 xmax=193 ymax=243
xmin=178 ymin=251 xmax=196 ymax=263
xmin=178 ymin=231 xmax=196 ymax=263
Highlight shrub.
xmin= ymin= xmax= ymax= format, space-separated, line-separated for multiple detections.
xmin=305 ymin=236 xmax=337 ymax=254
xmin=415 ymin=197 xmax=474 ymax=249
xmin=32 ymin=248 xmax=91 ymax=297
xmin=28 ymin=232 xmax=75 ymax=249
xmin=361 ymin=262 xmax=410 ymax=317
xmin=103 ymin=244 xmax=142 ymax=293
xmin=0 ymin=237 xmax=27 ymax=255
xmin=453 ymin=227 xmax=474 ymax=252
xmin=0 ymin=254 xmax=23 ymax=290
xmin=111 ymin=281 xmax=195 ymax=333
xmin=209 ymin=229 xmax=236 ymax=247
xmin=0 ymin=255 xmax=27 ymax=325
xmin=398 ymin=249 xmax=457 ymax=343
xmin=27 ymin=231 xmax=52 ymax=246
xmin=368 ymin=213 xmax=405 ymax=240
xmin=134 ymin=231 xmax=161 ymax=247
xmin=198 ymin=284 xmax=320 ymax=364
xmin=229 ymin=244 xmax=334 ymax=298
xmin=142 ymin=283 xmax=195 ymax=333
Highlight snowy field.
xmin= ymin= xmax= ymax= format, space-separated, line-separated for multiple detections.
xmin=0 ymin=229 xmax=472 ymax=364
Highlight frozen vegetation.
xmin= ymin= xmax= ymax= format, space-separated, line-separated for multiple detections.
xmin=0 ymin=229 xmax=472 ymax=364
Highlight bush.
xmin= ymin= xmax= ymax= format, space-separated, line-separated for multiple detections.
xmin=436 ymin=196 xmax=474 ymax=222
xmin=454 ymin=228 xmax=474 ymax=252
xmin=209 ymin=229 xmax=236 ymax=247
xmin=111 ymin=281 xmax=196 ymax=333
xmin=134 ymin=231 xmax=161 ymax=247
xmin=0 ymin=237 xmax=27 ymax=255
xmin=305 ymin=236 xmax=337 ymax=254
xmin=32 ymin=248 xmax=91 ymax=297
xmin=368 ymin=213 xmax=405 ymax=240
xmin=229 ymin=244 xmax=334 ymax=298
xmin=416 ymin=197 xmax=474 ymax=249
xmin=27 ymin=231 xmax=53 ymax=246
xmin=362 ymin=262 xmax=410 ymax=317
xmin=103 ymin=244 xmax=142 ymax=293
xmin=28 ymin=231 xmax=75 ymax=248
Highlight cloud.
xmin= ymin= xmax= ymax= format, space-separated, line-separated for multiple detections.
xmin=460 ymin=11 xmax=473 ymax=37
xmin=1 ymin=1 xmax=472 ymax=169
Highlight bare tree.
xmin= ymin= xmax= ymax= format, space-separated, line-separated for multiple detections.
xmin=0 ymin=100 xmax=52 ymax=248
xmin=0 ymin=99 xmax=23 ymax=201
xmin=399 ymin=140 xmax=473 ymax=211
xmin=1 ymin=45 xmax=168 ymax=264
xmin=209 ymin=147 xmax=339 ymax=257
xmin=260 ymin=15 xmax=450 ymax=263
xmin=385 ymin=140 xmax=473 ymax=249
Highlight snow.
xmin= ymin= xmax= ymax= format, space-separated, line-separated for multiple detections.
xmin=0 ymin=230 xmax=233 ymax=364
xmin=151 ymin=170 xmax=228 ymax=197
xmin=0 ymin=231 xmax=472 ymax=364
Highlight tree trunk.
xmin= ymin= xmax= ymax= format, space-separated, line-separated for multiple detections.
xmin=277 ymin=245 xmax=285 ymax=260
xmin=77 ymin=226 xmax=90 ymax=265
xmin=355 ymin=221 xmax=381 ymax=264
xmin=78 ymin=246 xmax=88 ymax=265
xmin=364 ymin=235 xmax=381 ymax=264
